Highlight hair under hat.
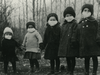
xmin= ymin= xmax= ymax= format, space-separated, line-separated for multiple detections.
xmin=47 ymin=13 xmax=58 ymax=22
xmin=63 ymin=7 xmax=76 ymax=18
xmin=81 ymin=4 xmax=93 ymax=15
xmin=3 ymin=27 xmax=13 ymax=34
xmin=26 ymin=22 xmax=35 ymax=29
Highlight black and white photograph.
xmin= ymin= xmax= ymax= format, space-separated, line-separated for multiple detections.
xmin=0 ymin=0 xmax=100 ymax=75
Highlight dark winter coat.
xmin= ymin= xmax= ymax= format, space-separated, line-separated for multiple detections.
xmin=58 ymin=20 xmax=79 ymax=57
xmin=1 ymin=38 xmax=21 ymax=61
xmin=77 ymin=17 xmax=100 ymax=57
xmin=43 ymin=23 xmax=61 ymax=59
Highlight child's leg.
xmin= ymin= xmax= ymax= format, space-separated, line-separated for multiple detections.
xmin=4 ymin=61 xmax=9 ymax=73
xmin=92 ymin=56 xmax=98 ymax=74
xmin=34 ymin=59 xmax=39 ymax=69
xmin=70 ymin=57 xmax=76 ymax=73
xmin=50 ymin=59 xmax=55 ymax=73
xmin=85 ymin=57 xmax=90 ymax=74
xmin=10 ymin=60 xmax=16 ymax=73
xmin=29 ymin=59 xmax=35 ymax=72
xmin=66 ymin=57 xmax=71 ymax=72
xmin=55 ymin=58 xmax=60 ymax=72
xmin=29 ymin=59 xmax=34 ymax=68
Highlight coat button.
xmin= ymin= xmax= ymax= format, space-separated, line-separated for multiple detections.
xmin=82 ymin=21 xmax=84 ymax=23
xmin=86 ymin=25 xmax=88 ymax=27
xmin=68 ymin=34 xmax=69 ymax=36
xmin=85 ymin=20 xmax=87 ymax=22
xmin=83 ymin=26 xmax=85 ymax=28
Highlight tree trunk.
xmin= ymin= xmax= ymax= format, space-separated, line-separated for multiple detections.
xmin=26 ymin=0 xmax=28 ymax=22
xmin=60 ymin=0 xmax=61 ymax=22
xmin=51 ymin=0 xmax=52 ymax=12
xmin=44 ymin=0 xmax=47 ymax=16
xmin=22 ymin=2 xmax=25 ymax=28
xmin=74 ymin=0 xmax=76 ymax=11
xmin=32 ymin=0 xmax=35 ymax=21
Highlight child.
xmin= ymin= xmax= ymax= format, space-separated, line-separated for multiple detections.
xmin=1 ymin=27 xmax=22 ymax=74
xmin=41 ymin=13 xmax=61 ymax=75
xmin=58 ymin=7 xmax=78 ymax=75
xmin=78 ymin=4 xmax=100 ymax=75
xmin=22 ymin=22 xmax=42 ymax=73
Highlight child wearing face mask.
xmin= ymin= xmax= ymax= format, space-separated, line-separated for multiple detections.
xmin=77 ymin=4 xmax=100 ymax=75
xmin=58 ymin=7 xmax=79 ymax=75
xmin=40 ymin=13 xmax=61 ymax=75
xmin=22 ymin=22 xmax=42 ymax=73
xmin=1 ymin=27 xmax=22 ymax=74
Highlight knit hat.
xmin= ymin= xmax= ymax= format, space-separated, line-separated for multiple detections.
xmin=3 ymin=27 xmax=13 ymax=34
xmin=47 ymin=13 xmax=58 ymax=22
xmin=26 ymin=22 xmax=35 ymax=29
xmin=63 ymin=7 xmax=76 ymax=18
xmin=81 ymin=4 xmax=93 ymax=15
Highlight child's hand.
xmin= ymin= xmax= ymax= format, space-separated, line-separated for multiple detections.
xmin=21 ymin=45 xmax=26 ymax=51
xmin=39 ymin=43 xmax=44 ymax=50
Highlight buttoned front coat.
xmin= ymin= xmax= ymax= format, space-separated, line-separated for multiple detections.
xmin=58 ymin=20 xmax=79 ymax=57
xmin=43 ymin=23 xmax=61 ymax=59
xmin=77 ymin=17 xmax=100 ymax=57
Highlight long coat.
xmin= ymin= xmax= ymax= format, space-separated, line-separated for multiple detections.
xmin=1 ymin=38 xmax=21 ymax=61
xmin=77 ymin=17 xmax=100 ymax=57
xmin=58 ymin=20 xmax=79 ymax=57
xmin=43 ymin=23 xmax=61 ymax=59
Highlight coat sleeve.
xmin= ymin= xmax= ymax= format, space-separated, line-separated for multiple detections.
xmin=43 ymin=28 xmax=49 ymax=48
xmin=35 ymin=31 xmax=43 ymax=44
xmin=96 ymin=20 xmax=100 ymax=42
xmin=0 ymin=38 xmax=4 ymax=52
xmin=71 ymin=22 xmax=78 ymax=42
xmin=14 ymin=39 xmax=22 ymax=51
xmin=22 ymin=34 xmax=27 ymax=47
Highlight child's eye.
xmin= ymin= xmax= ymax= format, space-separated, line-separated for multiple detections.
xmin=50 ymin=19 xmax=56 ymax=21
xmin=84 ymin=9 xmax=90 ymax=12
xmin=28 ymin=27 xmax=33 ymax=28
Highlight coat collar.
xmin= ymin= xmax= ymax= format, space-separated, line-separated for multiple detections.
xmin=79 ymin=16 xmax=96 ymax=24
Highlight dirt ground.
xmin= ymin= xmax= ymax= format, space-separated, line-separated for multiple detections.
xmin=0 ymin=56 xmax=100 ymax=75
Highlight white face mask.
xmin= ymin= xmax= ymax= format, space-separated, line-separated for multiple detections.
xmin=48 ymin=21 xmax=58 ymax=26
xmin=27 ymin=28 xmax=35 ymax=33
xmin=5 ymin=35 xmax=12 ymax=40
xmin=82 ymin=12 xmax=91 ymax=18
xmin=65 ymin=16 xmax=74 ymax=22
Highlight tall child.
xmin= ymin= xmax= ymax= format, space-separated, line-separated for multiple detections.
xmin=1 ymin=27 xmax=22 ymax=74
xmin=41 ymin=13 xmax=61 ymax=74
xmin=22 ymin=22 xmax=42 ymax=73
xmin=78 ymin=4 xmax=100 ymax=75
xmin=58 ymin=7 xmax=79 ymax=75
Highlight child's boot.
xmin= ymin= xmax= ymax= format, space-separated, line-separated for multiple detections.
xmin=30 ymin=67 xmax=34 ymax=73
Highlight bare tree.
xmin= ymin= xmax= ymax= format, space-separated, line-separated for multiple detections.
xmin=74 ymin=0 xmax=76 ymax=11
xmin=26 ymin=0 xmax=28 ymax=22
xmin=32 ymin=0 xmax=35 ymax=21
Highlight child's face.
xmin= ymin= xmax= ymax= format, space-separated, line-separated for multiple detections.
xmin=65 ymin=14 xmax=72 ymax=17
xmin=83 ymin=8 xmax=90 ymax=13
xmin=82 ymin=8 xmax=91 ymax=18
xmin=4 ymin=32 xmax=12 ymax=40
xmin=65 ymin=14 xmax=74 ymax=22
xmin=48 ymin=17 xmax=57 ymax=26
xmin=28 ymin=25 xmax=34 ymax=28
xmin=27 ymin=25 xmax=35 ymax=33
xmin=49 ymin=17 xmax=57 ymax=21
